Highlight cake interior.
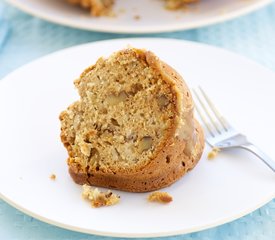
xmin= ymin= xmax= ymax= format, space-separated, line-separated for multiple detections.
xmin=60 ymin=49 xmax=177 ymax=174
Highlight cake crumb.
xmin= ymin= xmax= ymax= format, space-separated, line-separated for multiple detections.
xmin=148 ymin=191 xmax=173 ymax=203
xmin=67 ymin=0 xmax=114 ymax=17
xmin=133 ymin=15 xmax=140 ymax=20
xmin=82 ymin=184 xmax=120 ymax=208
xmin=165 ymin=0 xmax=198 ymax=10
xmin=50 ymin=174 xmax=56 ymax=180
xmin=207 ymin=147 xmax=220 ymax=160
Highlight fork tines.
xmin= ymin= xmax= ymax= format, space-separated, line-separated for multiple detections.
xmin=192 ymin=86 xmax=229 ymax=138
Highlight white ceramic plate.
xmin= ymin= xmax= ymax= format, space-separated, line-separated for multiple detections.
xmin=6 ymin=0 xmax=273 ymax=33
xmin=0 ymin=38 xmax=274 ymax=237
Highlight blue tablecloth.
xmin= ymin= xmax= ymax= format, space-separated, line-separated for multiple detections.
xmin=0 ymin=0 xmax=275 ymax=239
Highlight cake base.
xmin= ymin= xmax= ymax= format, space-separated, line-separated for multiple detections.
xmin=69 ymin=120 xmax=204 ymax=192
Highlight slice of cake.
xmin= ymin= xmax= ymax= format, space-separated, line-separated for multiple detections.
xmin=59 ymin=48 xmax=204 ymax=192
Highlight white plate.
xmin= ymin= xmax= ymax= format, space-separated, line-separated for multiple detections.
xmin=6 ymin=0 xmax=273 ymax=33
xmin=0 ymin=38 xmax=274 ymax=237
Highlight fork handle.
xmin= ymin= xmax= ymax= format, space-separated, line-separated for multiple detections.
xmin=240 ymin=143 xmax=275 ymax=172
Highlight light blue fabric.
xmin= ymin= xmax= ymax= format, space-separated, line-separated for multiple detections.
xmin=0 ymin=0 xmax=275 ymax=239
xmin=0 ymin=5 xmax=9 ymax=54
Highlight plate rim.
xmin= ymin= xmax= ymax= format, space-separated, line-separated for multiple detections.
xmin=0 ymin=37 xmax=275 ymax=237
xmin=4 ymin=0 xmax=274 ymax=34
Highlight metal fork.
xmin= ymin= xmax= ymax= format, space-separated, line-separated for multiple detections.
xmin=193 ymin=86 xmax=275 ymax=172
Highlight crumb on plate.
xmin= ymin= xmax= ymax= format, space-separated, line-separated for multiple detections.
xmin=82 ymin=184 xmax=120 ymax=208
xmin=50 ymin=174 xmax=56 ymax=180
xmin=133 ymin=15 xmax=140 ymax=20
xmin=67 ymin=0 xmax=114 ymax=17
xmin=165 ymin=0 xmax=198 ymax=10
xmin=148 ymin=191 xmax=173 ymax=203
xmin=207 ymin=147 xmax=220 ymax=160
